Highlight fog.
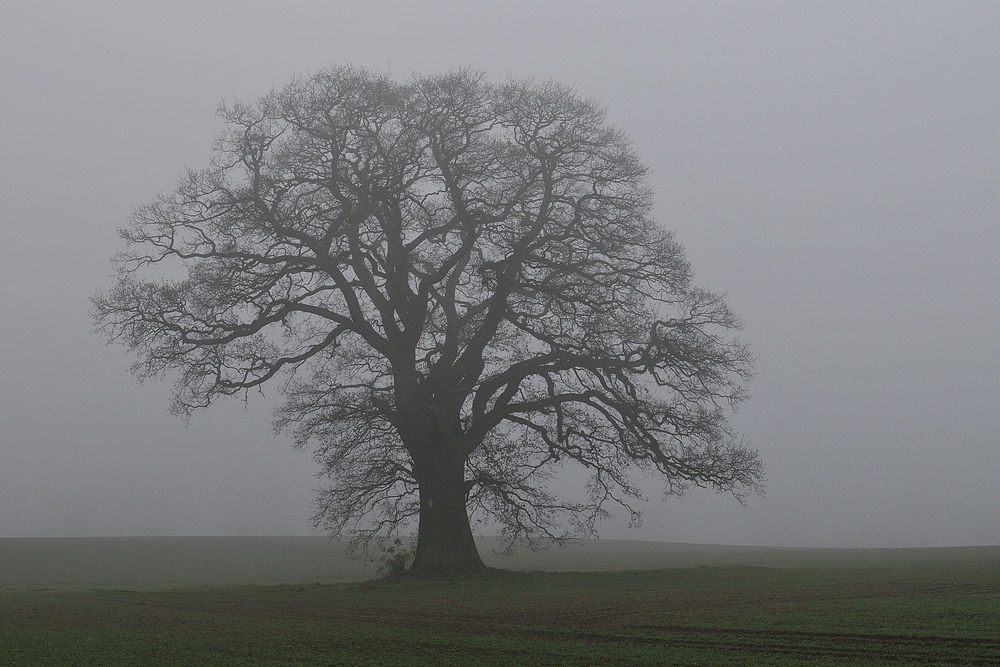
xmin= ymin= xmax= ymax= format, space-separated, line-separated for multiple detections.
xmin=1 ymin=1 xmax=997 ymax=548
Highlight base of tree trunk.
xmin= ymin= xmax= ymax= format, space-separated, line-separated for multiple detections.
xmin=410 ymin=472 xmax=484 ymax=572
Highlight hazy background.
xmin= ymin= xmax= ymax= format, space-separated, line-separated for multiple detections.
xmin=1 ymin=1 xmax=997 ymax=548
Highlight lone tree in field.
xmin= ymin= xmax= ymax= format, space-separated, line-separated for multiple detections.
xmin=94 ymin=67 xmax=762 ymax=572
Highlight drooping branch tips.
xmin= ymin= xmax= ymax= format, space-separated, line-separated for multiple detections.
xmin=94 ymin=65 xmax=762 ymax=569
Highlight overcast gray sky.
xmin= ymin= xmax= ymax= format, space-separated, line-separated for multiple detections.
xmin=1 ymin=1 xmax=997 ymax=547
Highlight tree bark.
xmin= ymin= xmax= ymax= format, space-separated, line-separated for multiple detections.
xmin=410 ymin=454 xmax=484 ymax=572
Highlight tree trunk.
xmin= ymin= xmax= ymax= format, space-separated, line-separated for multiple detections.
xmin=410 ymin=454 xmax=484 ymax=572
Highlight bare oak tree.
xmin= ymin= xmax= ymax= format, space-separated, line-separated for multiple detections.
xmin=94 ymin=67 xmax=762 ymax=572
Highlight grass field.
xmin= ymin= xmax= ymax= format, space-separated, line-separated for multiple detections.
xmin=2 ymin=538 xmax=999 ymax=665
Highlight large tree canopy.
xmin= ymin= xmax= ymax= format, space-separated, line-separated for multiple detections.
xmin=94 ymin=67 xmax=762 ymax=571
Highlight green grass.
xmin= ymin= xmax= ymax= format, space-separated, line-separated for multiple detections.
xmin=2 ymin=542 xmax=1000 ymax=665
xmin=4 ymin=535 xmax=997 ymax=589
xmin=0 ymin=536 xmax=371 ymax=590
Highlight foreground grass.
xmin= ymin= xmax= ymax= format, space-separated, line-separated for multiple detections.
xmin=3 ymin=558 xmax=1000 ymax=666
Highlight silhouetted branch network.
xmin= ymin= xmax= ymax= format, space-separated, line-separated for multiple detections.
xmin=94 ymin=66 xmax=762 ymax=559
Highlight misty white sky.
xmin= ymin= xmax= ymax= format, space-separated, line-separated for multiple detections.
xmin=1 ymin=1 xmax=997 ymax=548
